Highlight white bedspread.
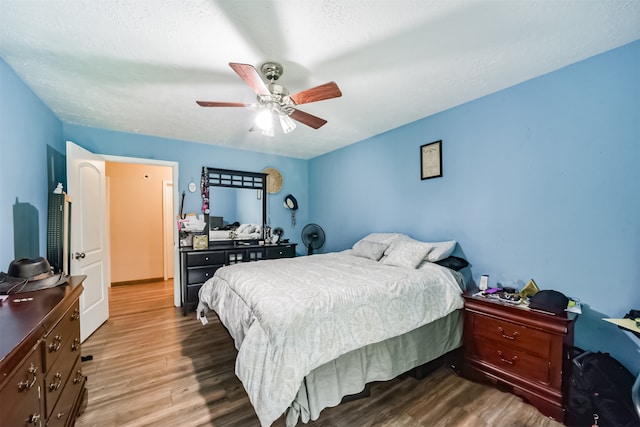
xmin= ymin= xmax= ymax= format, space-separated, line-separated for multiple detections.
xmin=197 ymin=252 xmax=464 ymax=426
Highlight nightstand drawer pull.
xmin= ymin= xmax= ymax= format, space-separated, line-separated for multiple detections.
xmin=498 ymin=327 xmax=519 ymax=340
xmin=497 ymin=351 xmax=518 ymax=365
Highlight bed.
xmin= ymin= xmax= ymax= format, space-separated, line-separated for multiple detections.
xmin=209 ymin=223 xmax=263 ymax=241
xmin=197 ymin=233 xmax=468 ymax=426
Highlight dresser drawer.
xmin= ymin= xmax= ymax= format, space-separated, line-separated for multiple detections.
xmin=46 ymin=356 xmax=85 ymax=427
xmin=187 ymin=265 xmax=220 ymax=284
xmin=472 ymin=314 xmax=551 ymax=358
xmin=0 ymin=347 xmax=42 ymax=427
xmin=266 ymin=245 xmax=296 ymax=259
xmin=187 ymin=283 xmax=204 ymax=305
xmin=43 ymin=300 xmax=81 ymax=372
xmin=471 ymin=337 xmax=552 ymax=384
xmin=44 ymin=351 xmax=79 ymax=418
xmin=186 ymin=251 xmax=225 ymax=266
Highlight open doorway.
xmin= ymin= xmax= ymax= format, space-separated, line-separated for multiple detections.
xmin=102 ymin=155 xmax=180 ymax=306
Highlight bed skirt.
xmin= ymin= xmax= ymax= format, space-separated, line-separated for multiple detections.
xmin=286 ymin=309 xmax=463 ymax=426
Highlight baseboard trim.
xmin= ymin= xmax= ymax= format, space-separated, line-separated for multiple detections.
xmin=111 ymin=277 xmax=165 ymax=286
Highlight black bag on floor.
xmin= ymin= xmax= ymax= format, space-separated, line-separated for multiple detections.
xmin=565 ymin=348 xmax=640 ymax=427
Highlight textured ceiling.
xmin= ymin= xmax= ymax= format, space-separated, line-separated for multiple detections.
xmin=1 ymin=1 xmax=639 ymax=159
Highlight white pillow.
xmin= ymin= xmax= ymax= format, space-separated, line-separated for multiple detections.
xmin=358 ymin=232 xmax=406 ymax=246
xmin=383 ymin=234 xmax=412 ymax=256
xmin=382 ymin=240 xmax=431 ymax=269
xmin=352 ymin=240 xmax=388 ymax=261
xmin=424 ymin=240 xmax=457 ymax=262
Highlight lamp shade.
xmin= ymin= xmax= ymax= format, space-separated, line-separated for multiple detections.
xmin=279 ymin=114 xmax=296 ymax=133
xmin=255 ymin=109 xmax=273 ymax=131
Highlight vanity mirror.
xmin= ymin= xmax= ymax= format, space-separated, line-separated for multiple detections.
xmin=204 ymin=167 xmax=267 ymax=244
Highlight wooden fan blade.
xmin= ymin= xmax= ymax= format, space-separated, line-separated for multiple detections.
xmin=229 ymin=62 xmax=270 ymax=96
xmin=196 ymin=101 xmax=251 ymax=107
xmin=289 ymin=109 xmax=328 ymax=129
xmin=290 ymin=82 xmax=342 ymax=105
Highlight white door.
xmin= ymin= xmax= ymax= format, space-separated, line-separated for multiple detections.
xmin=66 ymin=141 xmax=109 ymax=342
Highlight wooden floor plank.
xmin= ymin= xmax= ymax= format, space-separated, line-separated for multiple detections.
xmin=75 ymin=280 xmax=564 ymax=427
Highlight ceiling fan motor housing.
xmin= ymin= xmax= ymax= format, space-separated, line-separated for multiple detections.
xmin=261 ymin=62 xmax=283 ymax=82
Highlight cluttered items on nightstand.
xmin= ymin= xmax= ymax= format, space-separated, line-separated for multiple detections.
xmin=473 ymin=278 xmax=581 ymax=315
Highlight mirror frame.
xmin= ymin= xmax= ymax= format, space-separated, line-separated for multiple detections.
xmin=204 ymin=167 xmax=267 ymax=245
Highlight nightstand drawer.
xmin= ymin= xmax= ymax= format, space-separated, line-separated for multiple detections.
xmin=187 ymin=265 xmax=219 ymax=284
xmin=266 ymin=245 xmax=295 ymax=259
xmin=472 ymin=315 xmax=551 ymax=358
xmin=187 ymin=284 xmax=204 ymax=305
xmin=471 ymin=338 xmax=551 ymax=384
xmin=186 ymin=251 xmax=225 ymax=266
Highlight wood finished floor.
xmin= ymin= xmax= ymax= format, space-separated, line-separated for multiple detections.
xmin=75 ymin=280 xmax=564 ymax=427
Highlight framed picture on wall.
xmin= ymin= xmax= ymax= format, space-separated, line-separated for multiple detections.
xmin=420 ymin=140 xmax=443 ymax=180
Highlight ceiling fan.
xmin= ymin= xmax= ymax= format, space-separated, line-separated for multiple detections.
xmin=196 ymin=62 xmax=342 ymax=135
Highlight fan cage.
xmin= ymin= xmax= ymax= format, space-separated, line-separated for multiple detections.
xmin=302 ymin=224 xmax=325 ymax=255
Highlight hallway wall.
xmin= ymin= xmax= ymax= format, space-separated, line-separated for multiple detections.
xmin=106 ymin=162 xmax=173 ymax=283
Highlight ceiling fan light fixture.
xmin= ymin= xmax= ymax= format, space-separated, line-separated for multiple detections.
xmin=255 ymin=109 xmax=274 ymax=132
xmin=279 ymin=113 xmax=296 ymax=134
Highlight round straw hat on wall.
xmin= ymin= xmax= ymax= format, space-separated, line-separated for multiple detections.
xmin=262 ymin=167 xmax=283 ymax=194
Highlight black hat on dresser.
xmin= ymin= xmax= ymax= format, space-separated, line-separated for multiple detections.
xmin=528 ymin=289 xmax=569 ymax=315
xmin=0 ymin=257 xmax=69 ymax=294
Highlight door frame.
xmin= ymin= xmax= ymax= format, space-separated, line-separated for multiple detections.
xmin=102 ymin=155 xmax=181 ymax=307
xmin=162 ymin=180 xmax=174 ymax=281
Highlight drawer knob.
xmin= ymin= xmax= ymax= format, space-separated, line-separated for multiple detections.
xmin=17 ymin=363 xmax=38 ymax=391
xmin=49 ymin=372 xmax=63 ymax=391
xmin=49 ymin=335 xmax=63 ymax=352
xmin=28 ymin=414 xmax=41 ymax=425
xmin=73 ymin=370 xmax=84 ymax=384
xmin=72 ymin=337 xmax=81 ymax=351
xmin=498 ymin=327 xmax=519 ymax=341
xmin=497 ymin=350 xmax=518 ymax=366
xmin=70 ymin=309 xmax=80 ymax=321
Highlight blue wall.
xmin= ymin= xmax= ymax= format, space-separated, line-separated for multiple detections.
xmin=0 ymin=58 xmax=63 ymax=264
xmin=62 ymin=125 xmax=309 ymax=250
xmin=2 ymin=40 xmax=639 ymax=374
xmin=309 ymin=40 xmax=640 ymax=373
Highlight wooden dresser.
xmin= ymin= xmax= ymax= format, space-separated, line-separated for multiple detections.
xmin=180 ymin=243 xmax=297 ymax=315
xmin=0 ymin=276 xmax=87 ymax=427
xmin=462 ymin=292 xmax=575 ymax=422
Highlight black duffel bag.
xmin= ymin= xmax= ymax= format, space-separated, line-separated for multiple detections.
xmin=565 ymin=347 xmax=640 ymax=427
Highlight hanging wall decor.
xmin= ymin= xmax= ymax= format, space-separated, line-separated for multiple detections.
xmin=262 ymin=167 xmax=283 ymax=194
xmin=420 ymin=140 xmax=443 ymax=180
xmin=283 ymin=194 xmax=298 ymax=227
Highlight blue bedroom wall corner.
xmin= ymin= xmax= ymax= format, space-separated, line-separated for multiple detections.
xmin=0 ymin=57 xmax=63 ymax=267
